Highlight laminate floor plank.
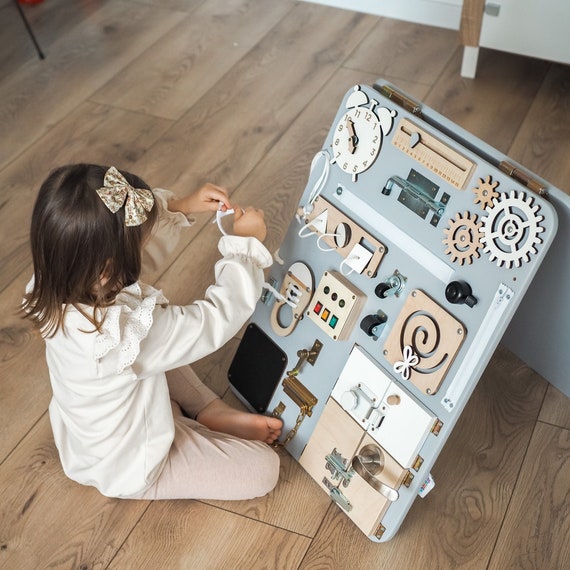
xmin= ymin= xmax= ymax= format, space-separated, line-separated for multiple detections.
xmin=0 ymin=274 xmax=51 ymax=464
xmin=344 ymin=18 xmax=459 ymax=86
xmin=424 ymin=49 xmax=551 ymax=154
xmin=539 ymin=386 xmax=570 ymax=430
xmin=107 ymin=500 xmax=311 ymax=570
xmin=0 ymin=415 xmax=150 ymax=570
xmin=90 ymin=0 xmax=294 ymax=120
xmin=128 ymin=2 xmax=378 ymax=195
xmin=0 ymin=0 xmax=182 ymax=170
xmin=507 ymin=63 xmax=570 ymax=193
xmin=488 ymin=422 xmax=570 ymax=570
xmin=132 ymin=0 xmax=205 ymax=11
xmin=0 ymin=2 xmax=43 ymax=76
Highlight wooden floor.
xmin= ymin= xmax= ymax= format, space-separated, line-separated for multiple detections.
xmin=1 ymin=1 xmax=569 ymax=568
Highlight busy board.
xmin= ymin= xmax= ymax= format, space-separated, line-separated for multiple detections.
xmin=228 ymin=81 xmax=560 ymax=541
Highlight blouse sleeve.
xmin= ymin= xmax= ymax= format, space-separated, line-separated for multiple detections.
xmin=142 ymin=187 xmax=196 ymax=274
xmin=132 ymin=235 xmax=273 ymax=377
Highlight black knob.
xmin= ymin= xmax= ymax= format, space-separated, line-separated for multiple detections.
xmin=445 ymin=281 xmax=477 ymax=308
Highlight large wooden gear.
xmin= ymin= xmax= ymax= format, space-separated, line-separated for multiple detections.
xmin=481 ymin=190 xmax=545 ymax=268
xmin=442 ymin=211 xmax=483 ymax=265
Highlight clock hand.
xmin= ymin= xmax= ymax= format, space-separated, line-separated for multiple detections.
xmin=346 ymin=118 xmax=357 ymax=154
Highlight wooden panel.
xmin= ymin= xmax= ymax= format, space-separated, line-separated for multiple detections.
xmin=459 ymin=0 xmax=485 ymax=46
xmin=107 ymin=500 xmax=310 ymax=569
xmin=488 ymin=422 xmax=570 ymax=569
xmin=0 ymin=416 xmax=149 ymax=569
xmin=383 ymin=289 xmax=466 ymax=396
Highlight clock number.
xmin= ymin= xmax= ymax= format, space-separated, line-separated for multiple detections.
xmin=343 ymin=162 xmax=348 ymax=170
xmin=334 ymin=138 xmax=340 ymax=146
xmin=337 ymin=123 xmax=343 ymax=132
xmin=365 ymin=112 xmax=372 ymax=122
xmin=370 ymin=148 xmax=376 ymax=156
xmin=373 ymin=135 xmax=379 ymax=144
xmin=363 ymin=160 xmax=368 ymax=168
xmin=353 ymin=165 xmax=358 ymax=173
xmin=354 ymin=109 xmax=361 ymax=118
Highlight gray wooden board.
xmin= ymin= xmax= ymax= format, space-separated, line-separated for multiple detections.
xmin=229 ymin=81 xmax=560 ymax=541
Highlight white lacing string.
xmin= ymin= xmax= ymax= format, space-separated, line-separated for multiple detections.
xmin=316 ymin=232 xmax=340 ymax=252
xmin=213 ymin=202 xmax=245 ymax=236
xmin=296 ymin=150 xmax=331 ymax=223
xmin=215 ymin=207 xmax=234 ymax=235
xmin=339 ymin=252 xmax=364 ymax=276
xmin=263 ymin=281 xmax=299 ymax=309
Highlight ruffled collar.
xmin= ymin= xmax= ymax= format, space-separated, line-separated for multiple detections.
xmin=94 ymin=282 xmax=168 ymax=373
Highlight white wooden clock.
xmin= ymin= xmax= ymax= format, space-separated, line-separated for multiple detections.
xmin=330 ymin=85 xmax=397 ymax=182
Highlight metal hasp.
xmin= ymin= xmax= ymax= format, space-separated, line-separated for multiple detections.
xmin=325 ymin=448 xmax=354 ymax=487
xmin=384 ymin=169 xmax=450 ymax=226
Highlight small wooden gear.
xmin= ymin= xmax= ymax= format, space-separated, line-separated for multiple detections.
xmin=442 ymin=211 xmax=483 ymax=265
xmin=472 ymin=175 xmax=500 ymax=210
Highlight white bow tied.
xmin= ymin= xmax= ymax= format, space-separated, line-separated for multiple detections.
xmin=394 ymin=345 xmax=419 ymax=380
xmin=95 ymin=166 xmax=155 ymax=227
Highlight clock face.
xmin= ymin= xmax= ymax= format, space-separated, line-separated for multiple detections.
xmin=331 ymin=107 xmax=382 ymax=181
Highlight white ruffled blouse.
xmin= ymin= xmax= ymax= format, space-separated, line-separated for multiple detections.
xmin=40 ymin=188 xmax=273 ymax=497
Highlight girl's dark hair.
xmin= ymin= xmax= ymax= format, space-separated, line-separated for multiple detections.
xmin=22 ymin=163 xmax=158 ymax=337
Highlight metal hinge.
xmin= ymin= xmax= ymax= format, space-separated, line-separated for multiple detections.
xmin=378 ymin=85 xmax=423 ymax=117
xmin=499 ymin=160 xmax=548 ymax=198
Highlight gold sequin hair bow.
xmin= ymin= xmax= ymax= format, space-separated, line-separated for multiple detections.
xmin=95 ymin=166 xmax=155 ymax=226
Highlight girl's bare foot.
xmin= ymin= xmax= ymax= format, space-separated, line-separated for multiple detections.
xmin=196 ymin=398 xmax=283 ymax=444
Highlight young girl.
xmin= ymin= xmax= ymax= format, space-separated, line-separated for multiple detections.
xmin=23 ymin=163 xmax=282 ymax=500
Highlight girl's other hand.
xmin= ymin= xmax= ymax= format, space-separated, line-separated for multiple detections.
xmin=233 ymin=206 xmax=267 ymax=243
xmin=169 ymin=183 xmax=232 ymax=215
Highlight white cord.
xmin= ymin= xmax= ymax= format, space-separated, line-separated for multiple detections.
xmin=263 ymin=282 xmax=298 ymax=309
xmin=296 ymin=149 xmax=331 ymax=223
xmin=316 ymin=232 xmax=340 ymax=252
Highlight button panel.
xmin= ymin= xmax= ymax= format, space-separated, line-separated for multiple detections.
xmin=308 ymin=271 xmax=366 ymax=340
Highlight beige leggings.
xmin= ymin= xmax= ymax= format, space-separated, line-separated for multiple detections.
xmin=131 ymin=366 xmax=280 ymax=501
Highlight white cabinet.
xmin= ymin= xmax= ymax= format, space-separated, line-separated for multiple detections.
xmin=461 ymin=0 xmax=570 ymax=77
xmin=299 ymin=0 xmax=463 ymax=30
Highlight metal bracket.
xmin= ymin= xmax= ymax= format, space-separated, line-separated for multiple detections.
xmin=322 ymin=477 xmax=352 ymax=512
xmin=325 ymin=448 xmax=354 ymax=488
xmin=286 ymin=339 xmax=323 ymax=377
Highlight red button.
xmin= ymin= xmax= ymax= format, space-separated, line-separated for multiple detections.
xmin=313 ymin=301 xmax=323 ymax=314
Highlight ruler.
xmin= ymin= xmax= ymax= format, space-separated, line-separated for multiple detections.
xmin=392 ymin=118 xmax=476 ymax=189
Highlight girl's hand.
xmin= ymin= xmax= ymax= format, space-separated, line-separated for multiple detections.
xmin=232 ymin=206 xmax=267 ymax=243
xmin=168 ymin=183 xmax=232 ymax=215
